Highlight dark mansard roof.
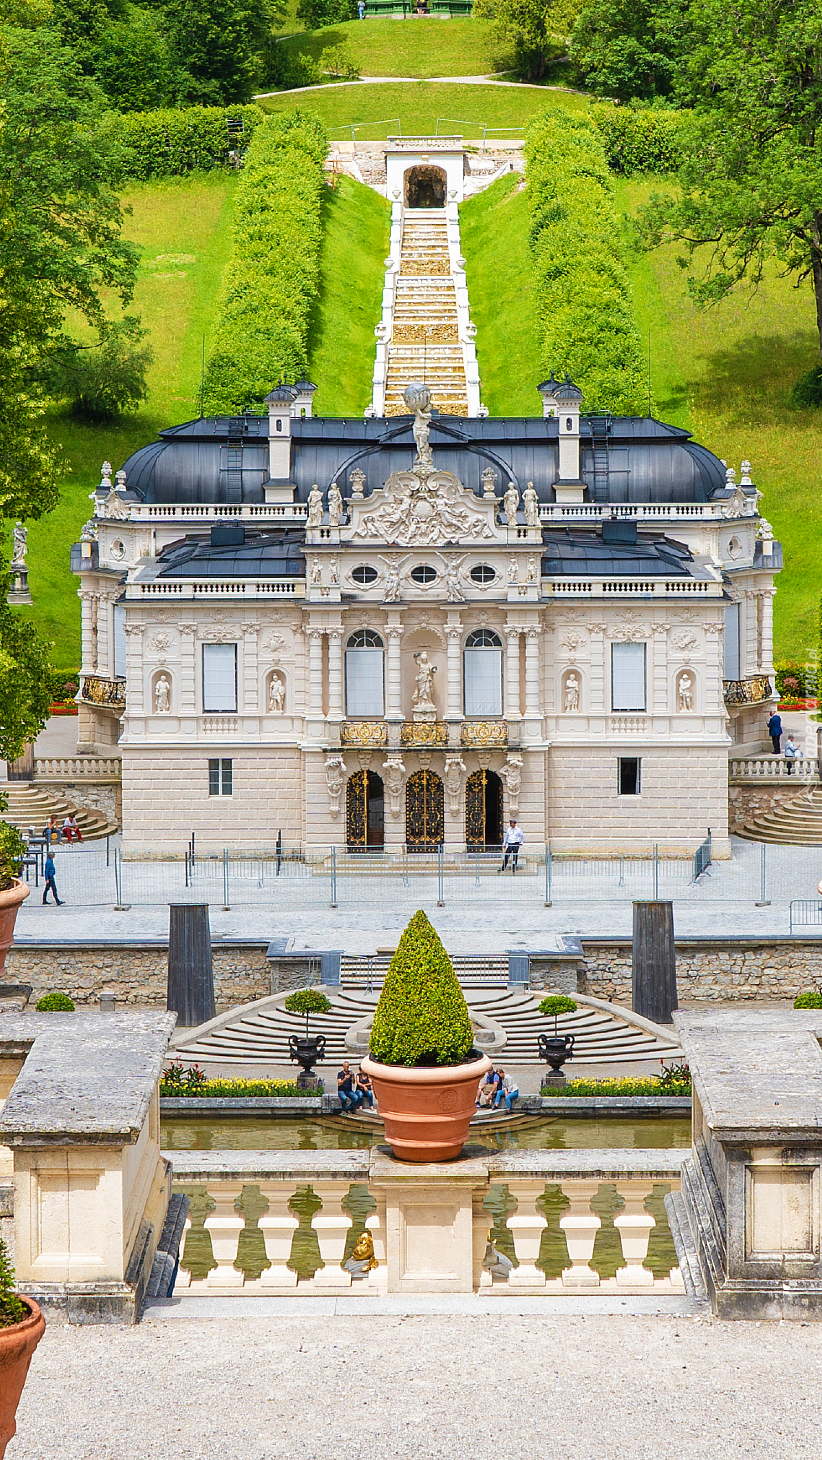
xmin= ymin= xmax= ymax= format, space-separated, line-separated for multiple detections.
xmin=156 ymin=529 xmax=306 ymax=578
xmin=116 ymin=410 xmax=729 ymax=509
xmin=540 ymin=529 xmax=693 ymax=577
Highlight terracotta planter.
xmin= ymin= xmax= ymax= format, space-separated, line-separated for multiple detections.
xmin=0 ymin=1298 xmax=45 ymax=1459
xmin=0 ymin=879 xmax=30 ymax=980
xmin=361 ymin=1051 xmax=491 ymax=1162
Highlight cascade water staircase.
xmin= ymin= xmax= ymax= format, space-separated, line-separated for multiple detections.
xmin=382 ymin=209 xmax=470 ymax=418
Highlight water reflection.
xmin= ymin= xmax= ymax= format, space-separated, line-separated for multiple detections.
xmin=161 ymin=1115 xmax=690 ymax=1152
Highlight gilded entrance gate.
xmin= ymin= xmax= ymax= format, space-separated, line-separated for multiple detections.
xmin=465 ymin=768 xmax=503 ymax=850
xmin=346 ymin=769 xmax=384 ymax=850
xmin=405 ymin=769 xmax=444 ymax=851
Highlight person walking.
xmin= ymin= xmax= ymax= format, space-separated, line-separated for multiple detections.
xmin=42 ymin=851 xmax=63 ymax=905
xmin=357 ymin=0 xmax=365 ymax=16
xmin=767 ymin=710 xmax=783 ymax=754
xmin=499 ymin=818 xmax=524 ymax=873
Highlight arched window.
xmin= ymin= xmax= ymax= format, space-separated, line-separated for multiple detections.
xmin=345 ymin=630 xmax=384 ymax=717
xmin=464 ymin=629 xmax=503 ymax=717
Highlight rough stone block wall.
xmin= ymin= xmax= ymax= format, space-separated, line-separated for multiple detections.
xmin=579 ymin=939 xmax=822 ymax=1005
xmin=45 ymin=782 xmax=121 ymax=825
xmin=5 ymin=943 xmax=273 ymax=1011
xmin=728 ymin=782 xmax=811 ymax=834
xmin=120 ymin=748 xmax=304 ymax=854
xmin=548 ymin=746 xmax=729 ymax=856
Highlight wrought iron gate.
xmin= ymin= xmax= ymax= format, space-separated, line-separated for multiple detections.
xmin=405 ymin=769 xmax=444 ymax=851
xmin=465 ymin=768 xmax=502 ymax=850
xmin=346 ymin=768 xmax=384 ymax=850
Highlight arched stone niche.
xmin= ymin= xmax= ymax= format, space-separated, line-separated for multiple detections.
xmin=561 ymin=667 xmax=583 ymax=713
xmin=151 ymin=669 xmax=173 ymax=714
xmin=266 ymin=668 xmax=286 ymax=714
xmin=404 ymin=165 xmax=446 ymax=209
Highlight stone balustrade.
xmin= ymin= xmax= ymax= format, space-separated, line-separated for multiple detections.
xmin=729 ymin=756 xmax=818 ymax=781
xmin=169 ymin=1149 xmax=686 ymax=1296
xmin=35 ymin=756 xmax=121 ymax=780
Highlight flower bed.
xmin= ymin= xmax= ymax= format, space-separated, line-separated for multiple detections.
xmin=540 ymin=1073 xmax=691 ymax=1098
xmin=160 ymin=1075 xmax=319 ymax=1099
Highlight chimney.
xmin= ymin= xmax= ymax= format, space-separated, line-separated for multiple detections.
xmin=264 ymin=383 xmax=297 ymax=499
xmin=538 ymin=374 xmax=585 ymax=503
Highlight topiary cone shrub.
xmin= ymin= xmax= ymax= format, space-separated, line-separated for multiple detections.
xmin=370 ymin=910 xmax=474 ymax=1067
xmin=363 ymin=912 xmax=491 ymax=1162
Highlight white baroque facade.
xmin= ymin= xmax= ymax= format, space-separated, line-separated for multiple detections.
xmin=72 ymin=379 xmax=780 ymax=858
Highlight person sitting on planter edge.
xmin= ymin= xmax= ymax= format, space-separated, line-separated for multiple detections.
xmin=356 ymin=1067 xmax=375 ymax=1109
xmin=337 ymin=1061 xmax=362 ymax=1113
xmin=493 ymin=1069 xmax=519 ymax=1112
xmin=476 ymin=1067 xmax=500 ymax=1108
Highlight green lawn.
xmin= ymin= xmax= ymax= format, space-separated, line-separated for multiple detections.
xmin=460 ymin=172 xmax=542 ymax=415
xmin=275 ymin=16 xmax=510 ymax=78
xmin=616 ymin=177 xmax=822 ymax=664
xmin=260 ymin=80 xmax=588 ymax=137
xmin=309 ymin=173 xmax=390 ymax=416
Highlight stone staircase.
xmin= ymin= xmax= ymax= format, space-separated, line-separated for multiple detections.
xmin=384 ymin=209 xmax=469 ymax=418
xmin=2 ymin=782 xmax=117 ymax=841
xmin=736 ymin=787 xmax=822 ymax=845
xmin=341 ymin=953 xmax=509 ymax=988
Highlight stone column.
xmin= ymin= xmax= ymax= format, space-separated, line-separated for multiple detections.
xmin=704 ymin=619 xmax=725 ymax=714
xmin=744 ymin=591 xmax=757 ymax=679
xmin=505 ymin=625 xmax=521 ymax=720
xmin=79 ymin=591 xmax=96 ymax=673
xmin=524 ymin=626 xmax=542 ymax=719
xmin=97 ymin=593 xmax=111 ymax=678
xmin=559 ymin=1181 xmax=602 ymax=1286
xmin=242 ymin=622 xmax=258 ymax=713
xmin=258 ymin=1185 xmax=299 ymax=1288
xmin=613 ymin=1182 xmax=655 ymax=1286
xmin=327 ymin=628 xmax=343 ymax=721
xmin=760 ymin=589 xmax=775 ymax=676
xmin=386 ymin=621 xmax=404 ymax=721
xmin=179 ymin=624 xmax=197 ymax=715
xmin=308 ymin=628 xmax=325 ymax=717
xmin=652 ymin=622 xmax=668 ymax=713
xmin=506 ymin=1181 xmax=548 ymax=1287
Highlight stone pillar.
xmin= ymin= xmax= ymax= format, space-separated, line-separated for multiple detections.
xmin=589 ymin=623 xmax=606 ymax=711
xmin=79 ymin=591 xmax=95 ymax=674
xmin=744 ymin=591 xmax=757 ymax=679
xmin=761 ymin=589 xmax=775 ymax=676
xmin=506 ymin=1181 xmax=548 ymax=1287
xmin=97 ymin=593 xmax=111 ymax=678
xmin=505 ymin=626 xmax=521 ymax=720
xmin=327 ymin=629 xmax=343 ymax=721
xmin=167 ymin=904 xmax=215 ymax=1027
xmin=242 ymin=622 xmax=258 ymax=713
xmin=632 ymin=900 xmax=677 ymax=1024
xmin=445 ymin=619 xmax=463 ymax=723
xmin=386 ymin=622 xmax=404 ymax=721
xmin=652 ymin=623 xmax=668 ymax=712
xmin=123 ymin=624 xmax=144 ymax=716
xmin=204 ymin=1185 xmax=245 ymax=1287
xmin=613 ymin=1182 xmax=655 ymax=1286
xmin=258 ymin=1185 xmax=299 ymax=1288
xmin=180 ymin=624 xmax=197 ymax=714
xmin=704 ymin=619 xmax=724 ymax=714
xmin=308 ymin=628 xmax=325 ymax=718
xmin=310 ymin=1182 xmax=353 ymax=1287
xmin=559 ymin=1181 xmax=602 ymax=1286
xmin=524 ymin=627 xmax=542 ymax=719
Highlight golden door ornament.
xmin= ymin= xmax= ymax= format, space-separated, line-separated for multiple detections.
xmin=405 ymin=768 xmax=445 ymax=850
xmin=346 ymin=768 xmax=369 ymax=848
xmin=465 ymin=768 xmax=487 ymax=849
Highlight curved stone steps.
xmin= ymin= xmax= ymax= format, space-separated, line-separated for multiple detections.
xmin=3 ymin=782 xmax=118 ymax=841
xmin=737 ymin=788 xmax=822 ymax=845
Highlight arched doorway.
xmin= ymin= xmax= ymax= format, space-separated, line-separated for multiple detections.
xmin=404 ymin=165 xmax=446 ymax=209
xmin=346 ymin=769 xmax=385 ymax=851
xmin=405 ymin=769 xmax=444 ymax=851
xmin=465 ymin=769 xmax=503 ymax=851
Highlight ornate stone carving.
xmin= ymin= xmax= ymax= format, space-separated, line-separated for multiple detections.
xmin=380 ymin=553 xmax=407 ymax=603
xmin=444 ymin=754 xmax=467 ymax=816
xmin=440 ymin=553 xmax=465 ymax=603
xmin=608 ymin=623 xmax=649 ymax=642
xmin=328 ymin=483 xmax=344 ymax=527
xmin=352 ymin=469 xmax=495 ymax=548
xmin=146 ymin=631 xmax=173 ymax=661
xmin=560 ymin=630 xmax=587 ymax=653
xmin=412 ymin=651 xmax=437 ymax=715
xmin=481 ymin=467 xmax=497 ymax=499
xmin=307 ymin=485 xmax=323 ymax=528
xmin=523 ymin=482 xmax=539 ymax=529
xmin=197 ymin=623 xmax=238 ymax=642
xmin=672 ymin=630 xmax=699 ymax=654
xmin=349 ymin=467 xmax=366 ymax=500
xmin=503 ymin=483 xmax=519 ymax=525
xmin=325 ymin=754 xmax=346 ymax=818
xmin=498 ymin=752 xmax=523 ymax=816
xmin=382 ymin=755 xmax=405 ymax=818
xmin=98 ymin=486 xmax=130 ymax=521
xmin=264 ymin=631 xmax=286 ymax=654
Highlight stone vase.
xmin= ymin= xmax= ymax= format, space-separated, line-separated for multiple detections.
xmin=0 ymin=879 xmax=30 ymax=979
xmin=0 ymin=1297 xmax=45 ymax=1459
xmin=361 ymin=1051 xmax=491 ymax=1162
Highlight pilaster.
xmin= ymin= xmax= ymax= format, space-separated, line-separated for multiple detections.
xmin=505 ymin=624 xmax=521 ymax=721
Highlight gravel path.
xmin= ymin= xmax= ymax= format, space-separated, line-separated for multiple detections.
xmin=10 ymin=1312 xmax=822 ymax=1459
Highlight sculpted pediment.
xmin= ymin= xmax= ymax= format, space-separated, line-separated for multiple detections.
xmin=344 ymin=467 xmax=500 ymax=548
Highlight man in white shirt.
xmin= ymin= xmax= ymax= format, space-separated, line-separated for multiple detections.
xmin=500 ymin=819 xmax=524 ymax=874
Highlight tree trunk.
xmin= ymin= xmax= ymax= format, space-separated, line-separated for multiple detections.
xmin=632 ymin=901 xmax=677 ymax=1025
xmin=811 ymin=211 xmax=822 ymax=367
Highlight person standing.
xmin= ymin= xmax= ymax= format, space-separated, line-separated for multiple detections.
xmin=767 ymin=710 xmax=783 ymax=754
xmin=42 ymin=851 xmax=63 ymax=905
xmin=499 ymin=818 xmax=524 ymax=873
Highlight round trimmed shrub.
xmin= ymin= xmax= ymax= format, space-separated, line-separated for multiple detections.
xmin=538 ymin=995 xmax=578 ymax=1018
xmin=284 ymin=990 xmax=333 ymax=1017
xmin=794 ymin=990 xmax=822 ymax=1009
xmin=35 ymin=991 xmax=75 ymax=1012
xmin=370 ymin=910 xmax=474 ymax=1067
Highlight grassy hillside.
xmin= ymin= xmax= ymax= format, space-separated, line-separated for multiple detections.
xmin=276 ymin=16 xmax=510 ymax=78
xmin=460 ymin=173 xmax=542 ymax=414
xmin=260 ymin=81 xmax=589 ymax=137
xmin=309 ymin=173 xmax=390 ymax=415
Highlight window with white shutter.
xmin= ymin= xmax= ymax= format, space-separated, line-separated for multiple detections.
xmin=202 ymin=643 xmax=237 ymax=712
xmin=611 ymin=642 xmax=646 ymax=712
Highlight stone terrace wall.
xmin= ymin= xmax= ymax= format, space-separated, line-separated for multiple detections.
xmin=578 ymin=939 xmax=822 ymax=1005
xmin=728 ymin=781 xmax=809 ymax=834
xmin=6 ymin=943 xmax=273 ymax=1009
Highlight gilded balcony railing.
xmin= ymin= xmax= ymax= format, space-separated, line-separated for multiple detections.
xmin=400 ymin=721 xmax=448 ymax=747
xmin=340 ymin=721 xmax=388 ymax=747
xmin=80 ymin=675 xmax=126 ymax=709
xmin=723 ymin=676 xmax=772 ymax=706
xmin=460 ymin=721 xmax=508 ymax=749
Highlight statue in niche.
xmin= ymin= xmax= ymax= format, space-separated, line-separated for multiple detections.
xmin=11 ymin=523 xmax=27 ymax=567
xmin=523 ymin=482 xmax=539 ymax=529
xmin=307 ymin=485 xmax=323 ymax=528
xmin=268 ymin=674 xmax=285 ymax=713
xmin=310 ymin=560 xmax=322 ymax=585
xmin=527 ymin=556 xmax=538 ymax=583
xmin=564 ymin=674 xmax=580 ymax=712
xmin=412 ymin=651 xmax=437 ymax=712
xmin=343 ymin=1230 xmax=378 ymax=1278
xmin=503 ymin=482 xmax=520 ymax=525
xmin=154 ymin=675 xmax=171 ymax=714
xmin=327 ymin=482 xmax=344 ymax=527
xmin=678 ymin=674 xmax=693 ymax=712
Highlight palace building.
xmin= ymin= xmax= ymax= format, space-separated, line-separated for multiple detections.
xmin=72 ymin=375 xmax=780 ymax=859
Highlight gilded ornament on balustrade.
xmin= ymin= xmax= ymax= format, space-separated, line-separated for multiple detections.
xmin=460 ymin=721 xmax=507 ymax=748
xmin=341 ymin=721 xmax=388 ymax=746
xmin=400 ymin=721 xmax=448 ymax=747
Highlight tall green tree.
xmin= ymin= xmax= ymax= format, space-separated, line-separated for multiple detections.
xmin=473 ymin=0 xmax=581 ymax=82
xmin=166 ymin=0 xmax=285 ymax=105
xmin=569 ymin=0 xmax=685 ymax=101
xmin=640 ymin=0 xmax=822 ymax=368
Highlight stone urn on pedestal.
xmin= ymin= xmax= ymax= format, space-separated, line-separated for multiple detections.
xmin=0 ymin=1237 xmax=45 ymax=1460
xmin=361 ymin=910 xmax=491 ymax=1162
xmin=284 ymin=989 xmax=333 ymax=1088
xmin=537 ymin=995 xmax=578 ymax=1087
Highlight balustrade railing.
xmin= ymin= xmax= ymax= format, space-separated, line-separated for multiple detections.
xmin=729 ymin=756 xmax=818 ymax=781
xmin=80 ymin=675 xmax=126 ymax=709
xmin=340 ymin=721 xmax=388 ymax=747
xmin=169 ymin=1149 xmax=686 ymax=1296
xmin=400 ymin=721 xmax=448 ymax=747
xmin=723 ymin=676 xmax=772 ymax=706
xmin=460 ymin=721 xmax=507 ymax=748
xmin=35 ymin=756 xmax=121 ymax=779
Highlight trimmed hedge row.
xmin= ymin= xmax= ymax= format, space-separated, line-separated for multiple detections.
xmin=202 ymin=110 xmax=328 ymax=415
xmin=101 ymin=104 xmax=266 ymax=181
xmin=591 ymin=104 xmax=683 ymax=176
xmin=525 ymin=112 xmax=649 ymax=416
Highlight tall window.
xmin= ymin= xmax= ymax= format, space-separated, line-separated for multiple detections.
xmin=203 ymin=643 xmax=237 ymax=712
xmin=345 ymin=629 xmax=384 ymax=717
xmin=112 ymin=605 xmax=126 ymax=679
xmin=724 ymin=603 xmax=740 ymax=680
xmin=464 ymin=629 xmax=503 ymax=717
xmin=611 ymin=643 xmax=646 ymax=712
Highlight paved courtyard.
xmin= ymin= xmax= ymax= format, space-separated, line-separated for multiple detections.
xmin=10 ymin=1309 xmax=822 ymax=1459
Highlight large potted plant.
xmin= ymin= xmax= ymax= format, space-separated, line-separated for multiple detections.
xmin=283 ymin=989 xmax=332 ymax=1084
xmin=361 ymin=910 xmax=491 ymax=1162
xmin=0 ymin=813 xmax=29 ymax=980
xmin=0 ymin=1236 xmax=45 ymax=1458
